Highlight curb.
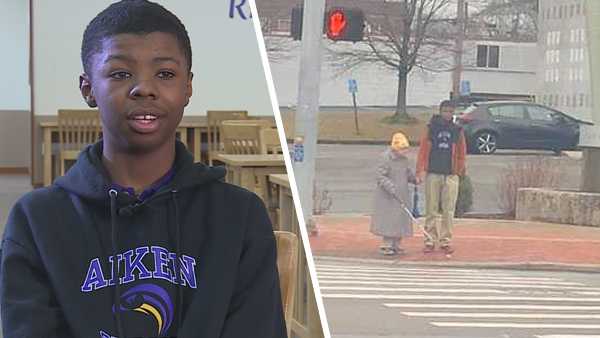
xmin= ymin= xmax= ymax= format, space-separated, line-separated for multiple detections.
xmin=315 ymin=255 xmax=600 ymax=274
xmin=286 ymin=138 xmax=420 ymax=146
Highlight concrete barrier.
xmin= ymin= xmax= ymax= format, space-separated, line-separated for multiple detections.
xmin=516 ymin=188 xmax=600 ymax=227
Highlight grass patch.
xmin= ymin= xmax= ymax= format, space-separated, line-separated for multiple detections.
xmin=281 ymin=110 xmax=430 ymax=143
xmin=380 ymin=114 xmax=420 ymax=125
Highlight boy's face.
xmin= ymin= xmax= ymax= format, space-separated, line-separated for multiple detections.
xmin=80 ymin=32 xmax=193 ymax=153
xmin=440 ymin=105 xmax=454 ymax=121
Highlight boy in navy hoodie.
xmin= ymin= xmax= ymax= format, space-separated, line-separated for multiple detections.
xmin=0 ymin=1 xmax=287 ymax=337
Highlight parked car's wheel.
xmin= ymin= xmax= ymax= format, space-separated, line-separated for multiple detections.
xmin=474 ymin=131 xmax=497 ymax=154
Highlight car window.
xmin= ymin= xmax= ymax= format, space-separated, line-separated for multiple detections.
xmin=488 ymin=105 xmax=525 ymax=119
xmin=527 ymin=105 xmax=555 ymax=122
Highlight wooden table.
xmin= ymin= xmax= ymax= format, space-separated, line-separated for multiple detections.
xmin=40 ymin=116 xmax=207 ymax=186
xmin=267 ymin=174 xmax=324 ymax=338
xmin=214 ymin=154 xmax=286 ymax=202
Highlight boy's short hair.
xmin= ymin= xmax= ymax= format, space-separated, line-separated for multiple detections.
xmin=81 ymin=0 xmax=192 ymax=75
xmin=439 ymin=100 xmax=456 ymax=113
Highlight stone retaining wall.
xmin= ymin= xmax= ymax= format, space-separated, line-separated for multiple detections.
xmin=516 ymin=188 xmax=600 ymax=227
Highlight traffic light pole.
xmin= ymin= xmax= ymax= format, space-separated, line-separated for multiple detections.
xmin=451 ymin=0 xmax=465 ymax=100
xmin=293 ymin=0 xmax=326 ymax=232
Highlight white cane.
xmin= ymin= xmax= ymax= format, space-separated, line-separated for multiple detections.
xmin=398 ymin=202 xmax=434 ymax=243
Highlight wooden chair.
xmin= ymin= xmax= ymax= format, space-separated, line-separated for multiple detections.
xmin=274 ymin=231 xmax=298 ymax=336
xmin=207 ymin=110 xmax=248 ymax=165
xmin=220 ymin=121 xmax=263 ymax=155
xmin=236 ymin=118 xmax=276 ymax=129
xmin=57 ymin=109 xmax=102 ymax=175
xmin=260 ymin=128 xmax=283 ymax=154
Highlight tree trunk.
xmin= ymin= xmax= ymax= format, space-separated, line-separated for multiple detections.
xmin=394 ymin=70 xmax=409 ymax=118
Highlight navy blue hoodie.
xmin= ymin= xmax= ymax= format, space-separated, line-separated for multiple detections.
xmin=1 ymin=141 xmax=287 ymax=338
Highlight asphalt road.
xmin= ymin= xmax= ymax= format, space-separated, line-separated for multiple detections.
xmin=317 ymin=257 xmax=600 ymax=338
xmin=314 ymin=144 xmax=582 ymax=215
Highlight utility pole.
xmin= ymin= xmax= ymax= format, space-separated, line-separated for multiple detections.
xmin=293 ymin=0 xmax=326 ymax=231
xmin=582 ymin=0 xmax=600 ymax=192
xmin=451 ymin=0 xmax=466 ymax=100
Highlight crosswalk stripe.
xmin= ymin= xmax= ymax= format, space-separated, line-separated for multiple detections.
xmin=383 ymin=303 xmax=600 ymax=310
xmin=319 ymin=280 xmax=600 ymax=291
xmin=399 ymin=312 xmax=600 ymax=319
xmin=317 ymin=274 xmax=584 ymax=286
xmin=319 ymin=286 xmax=507 ymax=294
xmin=317 ymin=268 xmax=564 ymax=281
xmin=316 ymin=264 xmax=514 ymax=276
xmin=535 ymin=335 xmax=600 ymax=338
xmin=430 ymin=322 xmax=600 ymax=329
xmin=322 ymin=294 xmax=600 ymax=302
xmin=575 ymin=291 xmax=600 ymax=296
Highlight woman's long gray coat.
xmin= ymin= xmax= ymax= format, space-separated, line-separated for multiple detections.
xmin=370 ymin=148 xmax=416 ymax=238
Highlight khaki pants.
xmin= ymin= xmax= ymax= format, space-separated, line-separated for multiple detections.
xmin=424 ymin=173 xmax=459 ymax=247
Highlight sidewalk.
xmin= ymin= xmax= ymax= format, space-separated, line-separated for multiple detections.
xmin=308 ymin=214 xmax=600 ymax=271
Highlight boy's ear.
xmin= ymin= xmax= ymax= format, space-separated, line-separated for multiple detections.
xmin=185 ymin=72 xmax=194 ymax=107
xmin=79 ymin=73 xmax=97 ymax=108
xmin=184 ymin=72 xmax=193 ymax=107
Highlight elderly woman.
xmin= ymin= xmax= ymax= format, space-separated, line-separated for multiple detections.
xmin=371 ymin=131 xmax=416 ymax=256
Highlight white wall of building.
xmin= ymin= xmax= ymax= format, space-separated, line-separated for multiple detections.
xmin=269 ymin=37 xmax=537 ymax=107
xmin=538 ymin=0 xmax=591 ymax=120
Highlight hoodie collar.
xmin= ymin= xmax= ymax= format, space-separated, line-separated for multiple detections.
xmin=54 ymin=140 xmax=226 ymax=204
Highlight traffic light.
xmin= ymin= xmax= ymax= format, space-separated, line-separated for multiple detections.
xmin=289 ymin=6 xmax=364 ymax=42
xmin=325 ymin=7 xmax=364 ymax=42
xmin=290 ymin=6 xmax=303 ymax=40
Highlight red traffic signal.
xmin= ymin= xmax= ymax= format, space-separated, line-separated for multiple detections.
xmin=290 ymin=6 xmax=364 ymax=42
xmin=327 ymin=9 xmax=347 ymax=39
xmin=325 ymin=8 xmax=364 ymax=42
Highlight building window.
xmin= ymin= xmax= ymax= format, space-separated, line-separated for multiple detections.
xmin=580 ymin=94 xmax=585 ymax=107
xmin=476 ymin=45 xmax=499 ymax=68
xmin=577 ymin=3 xmax=581 ymax=15
xmin=559 ymin=5 xmax=563 ymax=19
xmin=277 ymin=19 xmax=291 ymax=32
xmin=571 ymin=4 xmax=575 ymax=17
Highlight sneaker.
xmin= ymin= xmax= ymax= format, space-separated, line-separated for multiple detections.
xmin=441 ymin=245 xmax=455 ymax=254
xmin=423 ymin=244 xmax=435 ymax=253
xmin=380 ymin=247 xmax=397 ymax=256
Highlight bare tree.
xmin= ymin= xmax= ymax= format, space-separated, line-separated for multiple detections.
xmin=472 ymin=0 xmax=538 ymax=42
xmin=326 ymin=0 xmax=453 ymax=120
xmin=264 ymin=36 xmax=297 ymax=64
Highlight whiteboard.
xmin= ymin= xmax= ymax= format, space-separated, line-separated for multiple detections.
xmin=32 ymin=0 xmax=273 ymax=116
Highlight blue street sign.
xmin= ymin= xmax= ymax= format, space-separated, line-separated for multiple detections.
xmin=460 ymin=80 xmax=471 ymax=96
xmin=347 ymin=79 xmax=358 ymax=93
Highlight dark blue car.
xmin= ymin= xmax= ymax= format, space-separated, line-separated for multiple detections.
xmin=455 ymin=101 xmax=584 ymax=154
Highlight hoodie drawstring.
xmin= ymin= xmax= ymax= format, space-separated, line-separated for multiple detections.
xmin=109 ymin=189 xmax=125 ymax=338
xmin=171 ymin=190 xmax=184 ymax=333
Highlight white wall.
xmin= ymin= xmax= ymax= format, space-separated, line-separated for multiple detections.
xmin=0 ymin=0 xmax=30 ymax=110
xmin=269 ymin=38 xmax=452 ymax=107
xmin=32 ymin=0 xmax=273 ymax=116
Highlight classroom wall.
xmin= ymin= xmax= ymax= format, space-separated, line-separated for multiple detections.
xmin=0 ymin=0 xmax=31 ymax=169
xmin=28 ymin=0 xmax=274 ymax=183
xmin=32 ymin=0 xmax=271 ymax=116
